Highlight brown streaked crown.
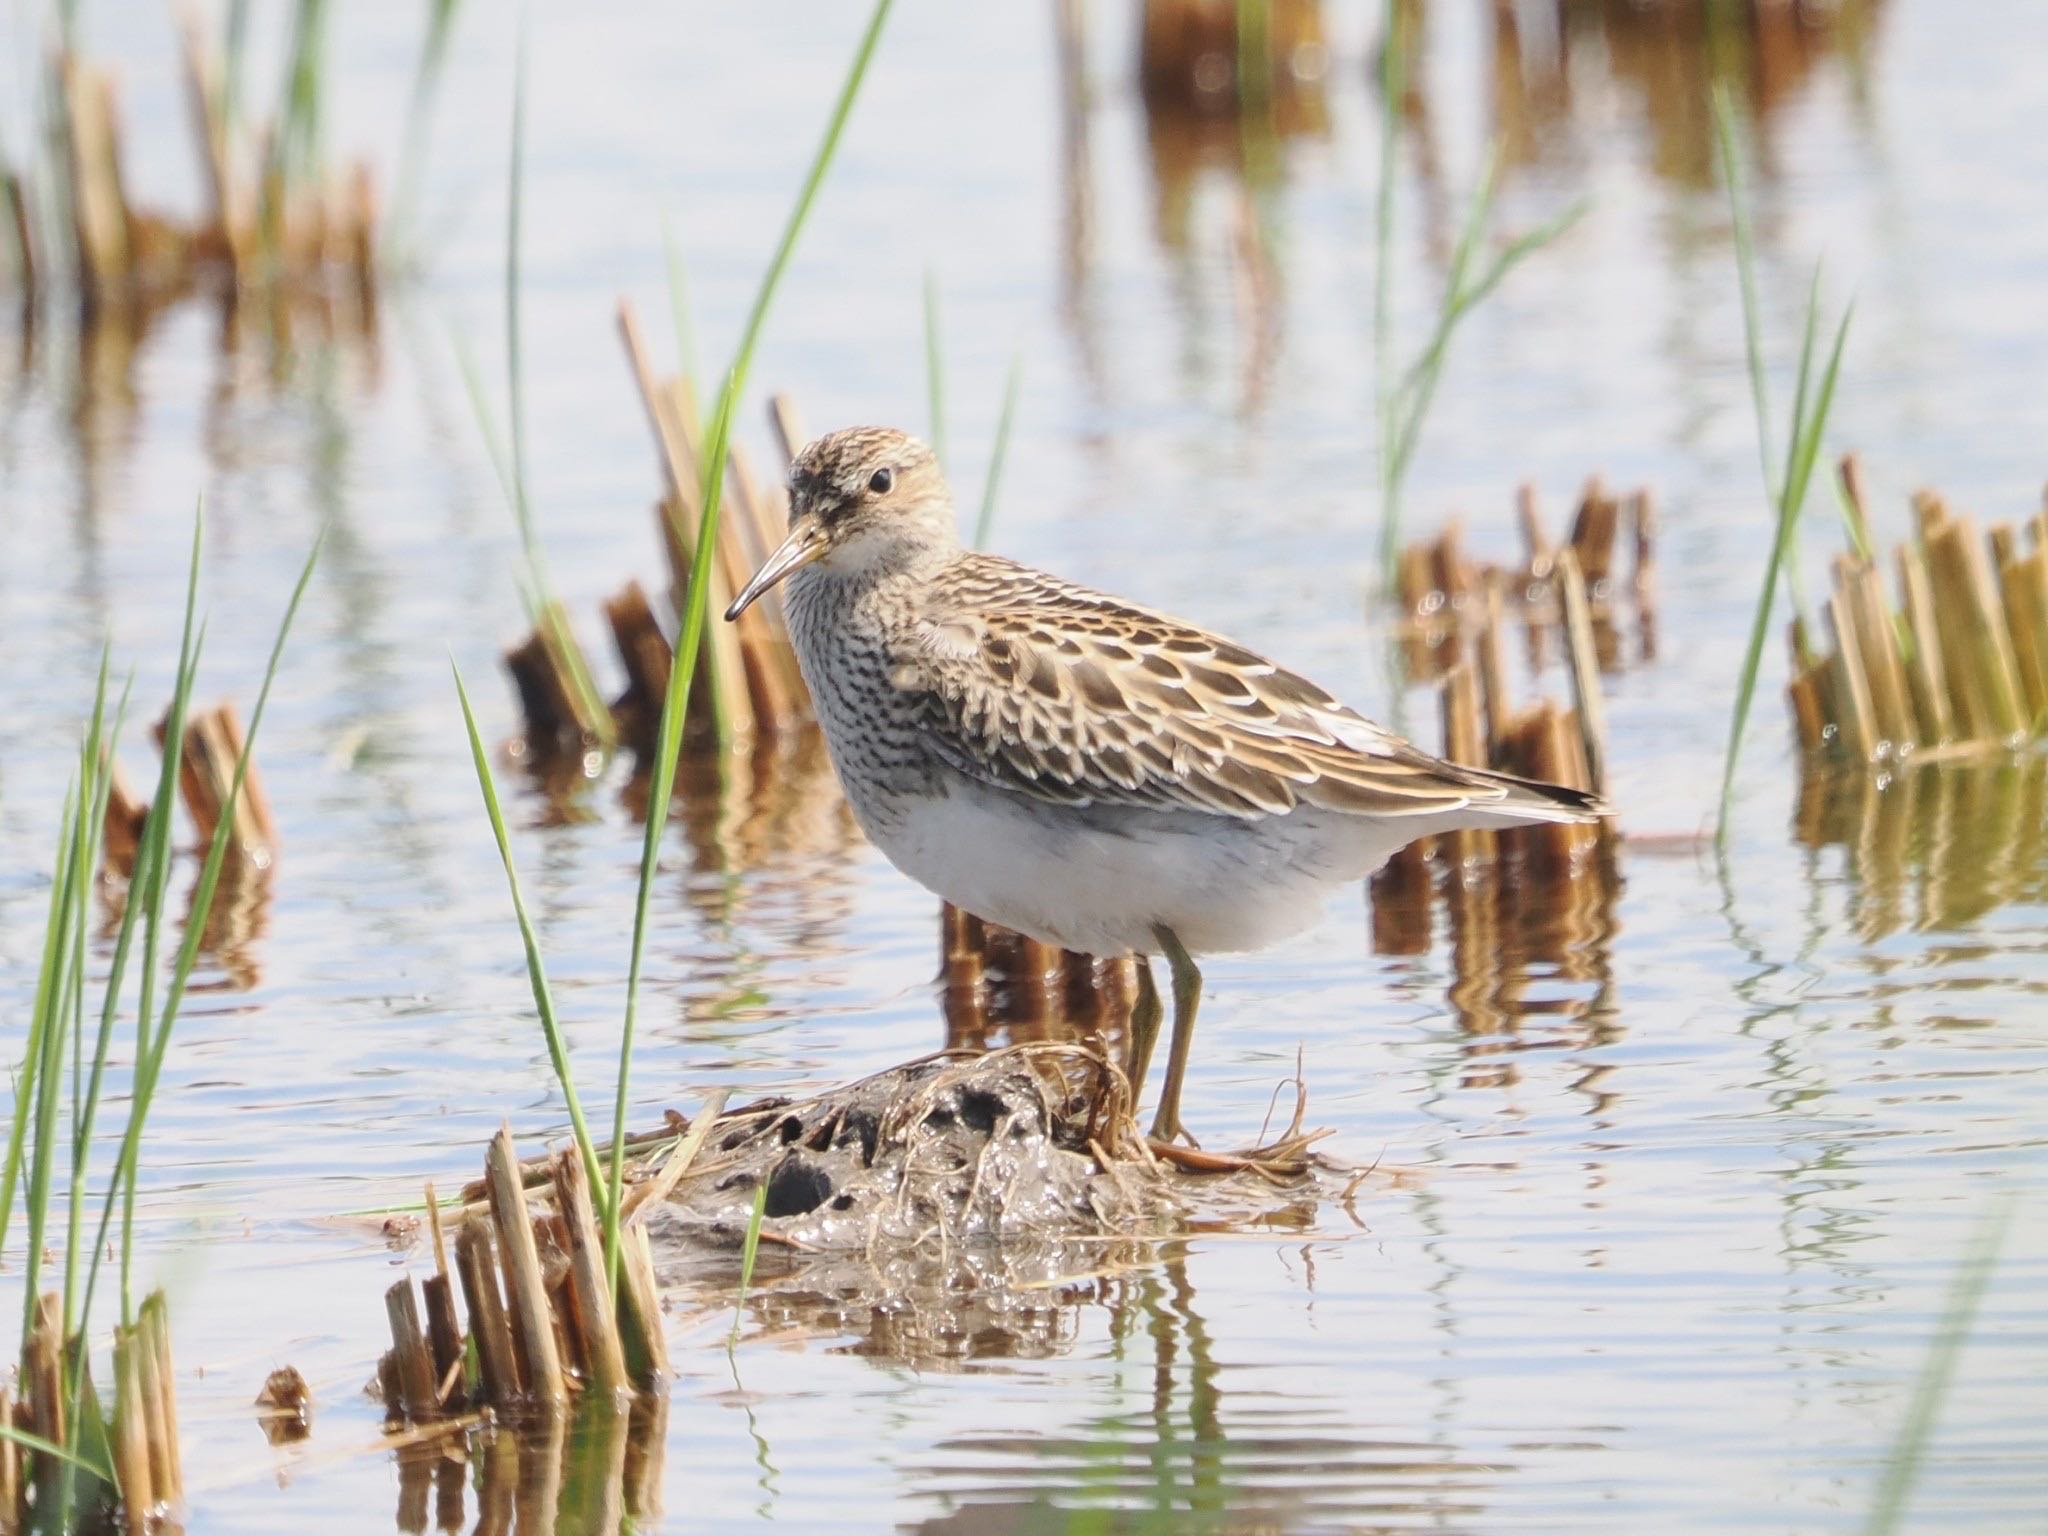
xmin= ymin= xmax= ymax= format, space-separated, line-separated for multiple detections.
xmin=788 ymin=426 xmax=949 ymax=534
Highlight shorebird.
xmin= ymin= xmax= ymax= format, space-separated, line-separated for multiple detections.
xmin=727 ymin=427 xmax=1602 ymax=1144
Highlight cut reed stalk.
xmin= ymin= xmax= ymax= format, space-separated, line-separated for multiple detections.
xmin=1924 ymin=514 xmax=2024 ymax=741
xmin=384 ymin=1279 xmax=440 ymax=1424
xmin=485 ymin=1125 xmax=566 ymax=1407
xmin=1895 ymin=542 xmax=1952 ymax=744
xmin=421 ymin=1274 xmax=466 ymax=1411
xmin=551 ymin=1149 xmax=628 ymax=1398
xmin=1824 ymin=590 xmax=1876 ymax=761
xmin=1840 ymin=557 xmax=1913 ymax=750
xmin=1439 ymin=662 xmax=1492 ymax=865
xmin=768 ymin=395 xmax=808 ymax=470
xmin=454 ymin=1216 xmax=520 ymax=1405
xmin=1997 ymin=546 xmax=2048 ymax=727
xmin=1555 ymin=548 xmax=1607 ymax=795
xmin=603 ymin=581 xmax=674 ymax=732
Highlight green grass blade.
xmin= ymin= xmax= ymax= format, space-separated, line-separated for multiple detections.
xmin=1714 ymin=85 xmax=1776 ymax=502
xmin=728 ymin=1181 xmax=769 ymax=1348
xmin=924 ymin=266 xmax=946 ymax=467
xmin=0 ymin=1420 xmax=113 ymax=1482
xmin=451 ymin=326 xmax=519 ymax=513
xmin=0 ymin=791 xmax=72 ymax=1257
xmin=974 ymin=349 xmax=1024 ymax=550
xmin=1371 ymin=0 xmax=1405 ymax=590
xmin=108 ymin=529 xmax=323 ymax=1326
xmin=452 ymin=663 xmax=607 ymax=1206
xmin=15 ymin=780 xmax=79 ymax=1350
xmin=1715 ymin=284 xmax=1852 ymax=840
xmin=606 ymin=0 xmax=895 ymax=1304
xmin=506 ymin=18 xmax=538 ymax=573
xmin=1862 ymin=1201 xmax=2011 ymax=1535
xmin=1785 ymin=300 xmax=1855 ymax=528
xmin=62 ymin=654 xmax=126 ymax=1335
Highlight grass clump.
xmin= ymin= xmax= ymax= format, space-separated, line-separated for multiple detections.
xmin=0 ymin=509 xmax=319 ymax=1530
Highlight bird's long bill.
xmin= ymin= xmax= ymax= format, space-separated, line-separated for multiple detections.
xmin=725 ymin=516 xmax=827 ymax=620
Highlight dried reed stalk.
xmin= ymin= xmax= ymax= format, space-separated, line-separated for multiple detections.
xmin=61 ymin=57 xmax=131 ymax=295
xmin=112 ymin=1327 xmax=156 ymax=1524
xmin=486 ymin=1125 xmax=567 ymax=1405
xmin=1924 ymin=514 xmax=2024 ymax=740
xmin=1895 ymin=542 xmax=1952 ymax=745
xmin=139 ymin=1294 xmax=180 ymax=1503
xmin=505 ymin=602 xmax=613 ymax=751
xmin=1438 ymin=661 xmax=1492 ymax=865
xmin=1555 ymin=548 xmax=1608 ymax=794
xmin=385 ymin=1279 xmax=441 ymax=1423
xmin=603 ymin=581 xmax=674 ymax=730
xmin=1824 ymin=591 xmax=1876 ymax=761
xmin=454 ymin=1215 xmax=521 ymax=1406
xmin=1839 ymin=557 xmax=1913 ymax=750
xmin=550 ymin=1149 xmax=628 ymax=1397
xmin=768 ymin=394 xmax=808 ymax=469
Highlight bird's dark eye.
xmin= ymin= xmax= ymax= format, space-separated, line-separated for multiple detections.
xmin=868 ymin=467 xmax=895 ymax=495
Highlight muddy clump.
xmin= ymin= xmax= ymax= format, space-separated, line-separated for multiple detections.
xmin=644 ymin=1044 xmax=1178 ymax=1256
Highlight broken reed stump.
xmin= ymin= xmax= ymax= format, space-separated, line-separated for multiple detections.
xmin=612 ymin=299 xmax=811 ymax=747
xmin=3 ymin=1287 xmax=183 ymax=1531
xmin=1395 ymin=476 xmax=1658 ymax=684
xmin=379 ymin=1126 xmax=670 ymax=1430
xmin=10 ymin=41 xmax=379 ymax=309
xmin=502 ymin=324 xmax=821 ymax=759
xmin=151 ymin=699 xmax=279 ymax=866
xmin=1788 ymin=462 xmax=2048 ymax=761
xmin=1372 ymin=541 xmax=1610 ymax=954
xmin=504 ymin=601 xmax=615 ymax=758
xmin=96 ymin=696 xmax=278 ymax=879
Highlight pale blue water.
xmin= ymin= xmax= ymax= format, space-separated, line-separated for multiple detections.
xmin=1 ymin=2 xmax=2045 ymax=1531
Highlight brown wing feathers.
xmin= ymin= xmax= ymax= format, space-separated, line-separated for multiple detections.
xmin=907 ymin=556 xmax=1596 ymax=824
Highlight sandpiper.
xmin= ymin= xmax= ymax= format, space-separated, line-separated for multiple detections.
xmin=728 ymin=427 xmax=1603 ymax=1143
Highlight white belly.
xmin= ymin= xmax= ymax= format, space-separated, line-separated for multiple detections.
xmin=861 ymin=768 xmax=1427 ymax=958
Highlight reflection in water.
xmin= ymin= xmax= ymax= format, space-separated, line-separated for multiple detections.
xmin=903 ymin=1249 xmax=1522 ymax=1533
xmin=1795 ymin=751 xmax=2048 ymax=942
xmin=1377 ymin=845 xmax=1622 ymax=1094
xmin=941 ymin=905 xmax=1141 ymax=1056
xmin=390 ymin=1396 xmax=666 ymax=1536
xmin=1492 ymin=0 xmax=1886 ymax=185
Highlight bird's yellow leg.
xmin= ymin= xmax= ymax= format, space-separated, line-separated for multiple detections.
xmin=1125 ymin=955 xmax=1162 ymax=1096
xmin=1149 ymin=924 xmax=1203 ymax=1147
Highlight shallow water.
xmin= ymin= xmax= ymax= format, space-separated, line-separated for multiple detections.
xmin=3 ymin=1 xmax=2046 ymax=1531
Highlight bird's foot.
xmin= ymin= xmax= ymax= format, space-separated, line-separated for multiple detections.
xmin=1147 ymin=1108 xmax=1202 ymax=1151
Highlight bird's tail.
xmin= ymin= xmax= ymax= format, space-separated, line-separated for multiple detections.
xmin=1459 ymin=763 xmax=1608 ymax=826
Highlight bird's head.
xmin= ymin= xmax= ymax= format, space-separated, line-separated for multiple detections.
xmin=726 ymin=426 xmax=954 ymax=619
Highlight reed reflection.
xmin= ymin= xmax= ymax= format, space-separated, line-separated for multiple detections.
xmin=388 ymin=1396 xmax=667 ymax=1536
xmin=1491 ymin=0 xmax=1887 ymax=186
xmin=904 ymin=1247 xmax=1513 ymax=1533
xmin=1796 ymin=752 xmax=2048 ymax=943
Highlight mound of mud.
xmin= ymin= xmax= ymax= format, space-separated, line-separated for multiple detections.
xmin=643 ymin=1044 xmax=1181 ymax=1256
